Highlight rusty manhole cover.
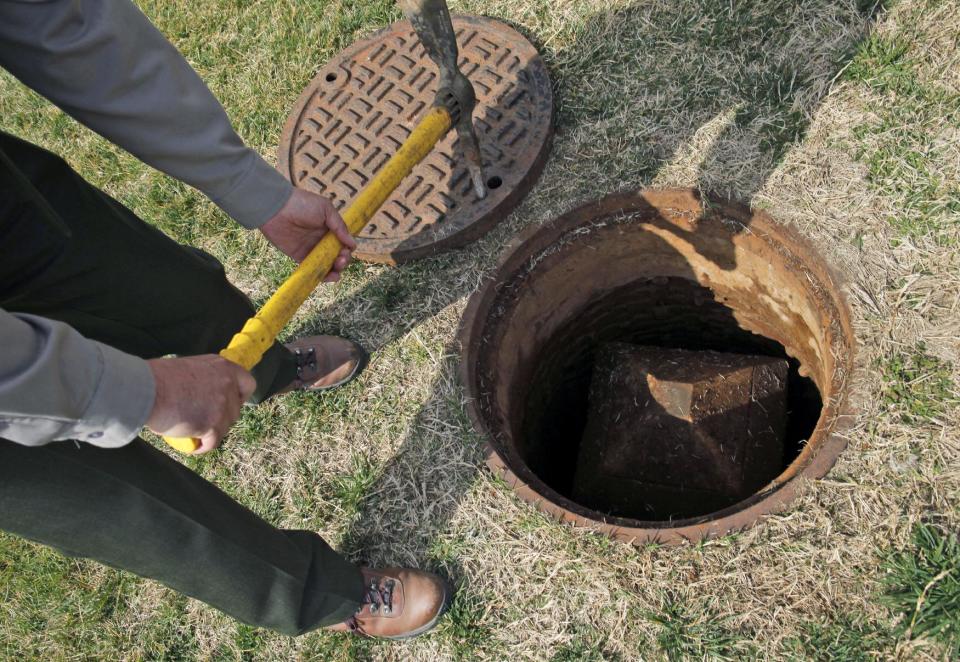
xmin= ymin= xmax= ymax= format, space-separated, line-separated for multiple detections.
xmin=279 ymin=15 xmax=554 ymax=264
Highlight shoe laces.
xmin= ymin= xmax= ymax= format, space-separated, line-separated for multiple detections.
xmin=348 ymin=576 xmax=396 ymax=633
xmin=293 ymin=347 xmax=317 ymax=379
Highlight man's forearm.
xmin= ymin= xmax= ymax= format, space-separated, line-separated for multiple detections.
xmin=0 ymin=0 xmax=293 ymax=228
xmin=0 ymin=308 xmax=154 ymax=447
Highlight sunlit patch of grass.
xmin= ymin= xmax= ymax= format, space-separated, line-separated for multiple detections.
xmin=844 ymin=31 xmax=960 ymax=244
xmin=881 ymin=522 xmax=960 ymax=655
xmin=437 ymin=588 xmax=501 ymax=661
xmin=879 ymin=344 xmax=956 ymax=423
xmin=788 ymin=613 xmax=894 ymax=661
xmin=300 ymin=628 xmax=380 ymax=662
xmin=550 ymin=623 xmax=622 ymax=661
xmin=844 ymin=34 xmax=919 ymax=94
xmin=329 ymin=452 xmax=380 ymax=521
xmin=233 ymin=623 xmax=267 ymax=661
xmin=0 ymin=534 xmax=198 ymax=659
xmin=647 ymin=598 xmax=756 ymax=661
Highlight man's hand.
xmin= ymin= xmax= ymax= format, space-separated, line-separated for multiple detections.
xmin=145 ymin=355 xmax=256 ymax=455
xmin=259 ymin=188 xmax=357 ymax=281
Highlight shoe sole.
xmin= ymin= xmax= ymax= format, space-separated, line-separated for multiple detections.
xmin=383 ymin=577 xmax=454 ymax=641
xmin=304 ymin=343 xmax=370 ymax=392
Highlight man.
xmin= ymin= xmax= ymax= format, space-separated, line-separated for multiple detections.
xmin=0 ymin=0 xmax=450 ymax=640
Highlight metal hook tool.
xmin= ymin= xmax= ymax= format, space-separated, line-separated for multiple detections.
xmin=399 ymin=0 xmax=487 ymax=199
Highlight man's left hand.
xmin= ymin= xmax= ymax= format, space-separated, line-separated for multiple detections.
xmin=259 ymin=188 xmax=357 ymax=281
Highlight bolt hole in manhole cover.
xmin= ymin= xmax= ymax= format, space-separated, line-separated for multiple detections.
xmin=460 ymin=188 xmax=856 ymax=544
xmin=279 ymin=16 xmax=554 ymax=264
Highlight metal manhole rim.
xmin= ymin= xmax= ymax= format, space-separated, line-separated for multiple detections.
xmin=457 ymin=187 xmax=858 ymax=545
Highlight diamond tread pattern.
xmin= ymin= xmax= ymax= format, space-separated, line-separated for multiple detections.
xmin=278 ymin=16 xmax=553 ymax=264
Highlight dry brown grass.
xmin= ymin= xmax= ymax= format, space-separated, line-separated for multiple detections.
xmin=1 ymin=0 xmax=959 ymax=660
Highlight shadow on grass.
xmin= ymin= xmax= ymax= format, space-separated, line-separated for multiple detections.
xmin=291 ymin=0 xmax=884 ymax=648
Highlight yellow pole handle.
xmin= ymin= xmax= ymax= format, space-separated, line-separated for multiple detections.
xmin=163 ymin=106 xmax=453 ymax=453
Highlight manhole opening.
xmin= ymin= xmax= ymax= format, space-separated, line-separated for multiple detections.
xmin=520 ymin=277 xmax=822 ymax=520
xmin=461 ymin=189 xmax=855 ymax=543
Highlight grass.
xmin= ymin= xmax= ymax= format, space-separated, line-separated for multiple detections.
xmin=647 ymin=599 xmax=756 ymax=661
xmin=843 ymin=11 xmax=960 ymax=246
xmin=845 ymin=34 xmax=918 ymax=94
xmin=788 ymin=614 xmax=893 ymax=661
xmin=549 ymin=624 xmax=621 ymax=661
xmin=1 ymin=0 xmax=959 ymax=659
xmin=881 ymin=522 xmax=960 ymax=655
xmin=330 ymin=452 xmax=381 ymax=519
xmin=0 ymin=535 xmax=200 ymax=659
xmin=436 ymin=589 xmax=501 ymax=661
xmin=879 ymin=344 xmax=956 ymax=423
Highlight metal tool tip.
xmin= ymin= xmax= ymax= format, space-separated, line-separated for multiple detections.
xmin=469 ymin=166 xmax=486 ymax=199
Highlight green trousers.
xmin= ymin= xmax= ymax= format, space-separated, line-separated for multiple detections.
xmin=0 ymin=131 xmax=363 ymax=634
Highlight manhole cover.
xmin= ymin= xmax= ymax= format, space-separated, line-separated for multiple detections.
xmin=278 ymin=15 xmax=554 ymax=264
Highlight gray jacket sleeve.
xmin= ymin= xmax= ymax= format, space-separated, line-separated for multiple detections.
xmin=0 ymin=308 xmax=155 ymax=448
xmin=0 ymin=0 xmax=293 ymax=228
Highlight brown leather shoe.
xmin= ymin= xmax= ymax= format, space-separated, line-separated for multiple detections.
xmin=279 ymin=335 xmax=368 ymax=393
xmin=327 ymin=567 xmax=452 ymax=640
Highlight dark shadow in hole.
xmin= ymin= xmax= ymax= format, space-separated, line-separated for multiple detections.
xmin=571 ymin=346 xmax=794 ymax=521
xmin=521 ymin=279 xmax=822 ymax=512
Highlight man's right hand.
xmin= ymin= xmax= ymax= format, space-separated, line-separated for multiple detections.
xmin=145 ymin=355 xmax=256 ymax=455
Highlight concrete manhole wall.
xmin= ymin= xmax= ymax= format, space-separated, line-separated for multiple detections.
xmin=459 ymin=188 xmax=856 ymax=545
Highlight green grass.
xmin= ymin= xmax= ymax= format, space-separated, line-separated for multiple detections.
xmin=845 ymin=34 xmax=918 ymax=94
xmin=0 ymin=536 xmax=199 ymax=660
xmin=437 ymin=589 xmax=500 ymax=661
xmin=879 ymin=344 xmax=956 ymax=424
xmin=2 ymin=0 xmax=959 ymax=659
xmin=330 ymin=452 xmax=380 ymax=518
xmin=844 ymin=27 xmax=960 ymax=244
xmin=881 ymin=523 xmax=960 ymax=655
xmin=297 ymin=629 xmax=380 ymax=662
xmin=788 ymin=614 xmax=894 ymax=661
xmin=647 ymin=599 xmax=756 ymax=661
xmin=233 ymin=623 xmax=268 ymax=660
xmin=852 ymin=104 xmax=960 ymax=243
xmin=550 ymin=624 xmax=622 ymax=661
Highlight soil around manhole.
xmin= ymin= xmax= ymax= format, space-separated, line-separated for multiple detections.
xmin=459 ymin=188 xmax=856 ymax=545
xmin=278 ymin=16 xmax=554 ymax=264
